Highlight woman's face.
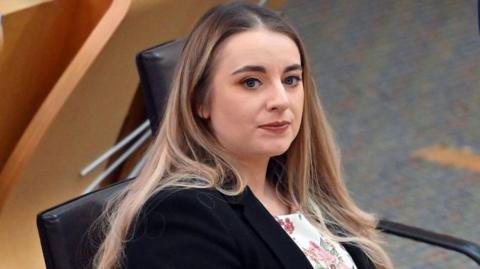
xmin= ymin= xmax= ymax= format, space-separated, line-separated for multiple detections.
xmin=199 ymin=28 xmax=304 ymax=163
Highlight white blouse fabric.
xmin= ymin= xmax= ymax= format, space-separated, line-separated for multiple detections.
xmin=274 ymin=212 xmax=357 ymax=269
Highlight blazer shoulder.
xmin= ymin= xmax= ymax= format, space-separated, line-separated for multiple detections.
xmin=142 ymin=186 xmax=229 ymax=214
xmin=124 ymin=186 xmax=243 ymax=268
xmin=134 ymin=185 xmax=236 ymax=232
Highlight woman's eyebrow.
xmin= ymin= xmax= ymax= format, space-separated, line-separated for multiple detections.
xmin=231 ymin=65 xmax=266 ymax=75
xmin=284 ymin=64 xmax=302 ymax=73
xmin=231 ymin=64 xmax=302 ymax=76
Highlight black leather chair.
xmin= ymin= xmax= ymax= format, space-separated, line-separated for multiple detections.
xmin=37 ymin=39 xmax=480 ymax=269
xmin=136 ymin=39 xmax=184 ymax=135
xmin=37 ymin=179 xmax=130 ymax=269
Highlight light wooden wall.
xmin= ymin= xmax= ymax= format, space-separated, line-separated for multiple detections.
xmin=0 ymin=1 xmax=116 ymax=268
xmin=0 ymin=0 xmax=112 ymax=176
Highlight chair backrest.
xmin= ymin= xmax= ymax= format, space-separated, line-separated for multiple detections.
xmin=37 ymin=39 xmax=185 ymax=269
xmin=37 ymin=179 xmax=131 ymax=269
xmin=136 ymin=39 xmax=185 ymax=135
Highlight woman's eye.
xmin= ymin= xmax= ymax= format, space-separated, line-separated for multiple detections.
xmin=242 ymin=78 xmax=262 ymax=89
xmin=284 ymin=76 xmax=301 ymax=86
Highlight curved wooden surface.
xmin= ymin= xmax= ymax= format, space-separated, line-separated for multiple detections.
xmin=0 ymin=0 xmax=125 ymax=267
xmin=0 ymin=0 xmax=112 ymax=179
xmin=0 ymin=1 xmax=52 ymax=15
xmin=0 ymin=0 xmax=123 ymax=211
xmin=0 ymin=15 xmax=3 ymax=52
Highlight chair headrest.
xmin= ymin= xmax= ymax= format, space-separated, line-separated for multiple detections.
xmin=136 ymin=39 xmax=185 ymax=135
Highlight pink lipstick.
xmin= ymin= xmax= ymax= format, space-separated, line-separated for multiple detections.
xmin=258 ymin=121 xmax=290 ymax=134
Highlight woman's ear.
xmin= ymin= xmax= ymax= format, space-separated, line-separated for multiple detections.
xmin=197 ymin=104 xmax=210 ymax=119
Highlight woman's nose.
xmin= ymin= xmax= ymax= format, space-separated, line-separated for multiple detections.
xmin=266 ymin=81 xmax=289 ymax=111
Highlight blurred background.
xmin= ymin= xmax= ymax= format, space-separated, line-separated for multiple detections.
xmin=283 ymin=1 xmax=479 ymax=268
xmin=0 ymin=0 xmax=479 ymax=268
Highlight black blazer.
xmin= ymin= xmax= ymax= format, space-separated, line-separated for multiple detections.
xmin=123 ymin=185 xmax=374 ymax=269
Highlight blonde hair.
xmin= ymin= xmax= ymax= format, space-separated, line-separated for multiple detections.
xmin=93 ymin=2 xmax=393 ymax=268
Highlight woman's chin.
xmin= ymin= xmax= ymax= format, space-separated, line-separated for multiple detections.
xmin=262 ymin=144 xmax=292 ymax=157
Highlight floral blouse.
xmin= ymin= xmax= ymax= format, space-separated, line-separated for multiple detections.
xmin=274 ymin=212 xmax=357 ymax=269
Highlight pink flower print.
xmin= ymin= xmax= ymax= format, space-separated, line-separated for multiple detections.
xmin=303 ymin=241 xmax=339 ymax=265
xmin=283 ymin=218 xmax=294 ymax=234
xmin=275 ymin=217 xmax=295 ymax=234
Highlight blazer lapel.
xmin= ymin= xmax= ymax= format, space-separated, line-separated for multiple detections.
xmin=328 ymin=224 xmax=375 ymax=269
xmin=341 ymin=243 xmax=374 ymax=269
xmin=223 ymin=186 xmax=313 ymax=269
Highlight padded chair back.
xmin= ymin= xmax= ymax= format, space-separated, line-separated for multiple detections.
xmin=37 ymin=39 xmax=185 ymax=269
xmin=136 ymin=39 xmax=185 ymax=134
xmin=37 ymin=179 xmax=131 ymax=269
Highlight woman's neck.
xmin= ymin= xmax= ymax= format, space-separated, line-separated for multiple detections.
xmin=234 ymin=157 xmax=269 ymax=194
xmin=233 ymin=157 xmax=292 ymax=216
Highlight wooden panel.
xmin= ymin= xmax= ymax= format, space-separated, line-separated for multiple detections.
xmin=0 ymin=0 xmax=112 ymax=175
xmin=0 ymin=0 xmax=119 ymax=268
xmin=0 ymin=0 xmax=52 ymax=15
xmin=0 ymin=15 xmax=3 ymax=51
xmin=102 ymin=86 xmax=152 ymax=187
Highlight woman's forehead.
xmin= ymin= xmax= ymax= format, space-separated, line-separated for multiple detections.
xmin=214 ymin=28 xmax=302 ymax=72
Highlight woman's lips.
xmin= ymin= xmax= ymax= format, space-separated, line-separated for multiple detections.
xmin=259 ymin=121 xmax=290 ymax=133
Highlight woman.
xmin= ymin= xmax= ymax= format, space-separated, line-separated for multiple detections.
xmin=93 ymin=2 xmax=393 ymax=269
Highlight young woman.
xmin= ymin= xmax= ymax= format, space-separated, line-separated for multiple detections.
xmin=93 ymin=2 xmax=393 ymax=268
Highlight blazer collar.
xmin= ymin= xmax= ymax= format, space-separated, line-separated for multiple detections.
xmin=223 ymin=186 xmax=314 ymax=269
xmin=222 ymin=186 xmax=374 ymax=269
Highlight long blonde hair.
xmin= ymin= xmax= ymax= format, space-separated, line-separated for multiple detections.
xmin=93 ymin=2 xmax=393 ymax=268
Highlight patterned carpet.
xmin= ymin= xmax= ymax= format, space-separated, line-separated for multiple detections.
xmin=281 ymin=1 xmax=480 ymax=268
